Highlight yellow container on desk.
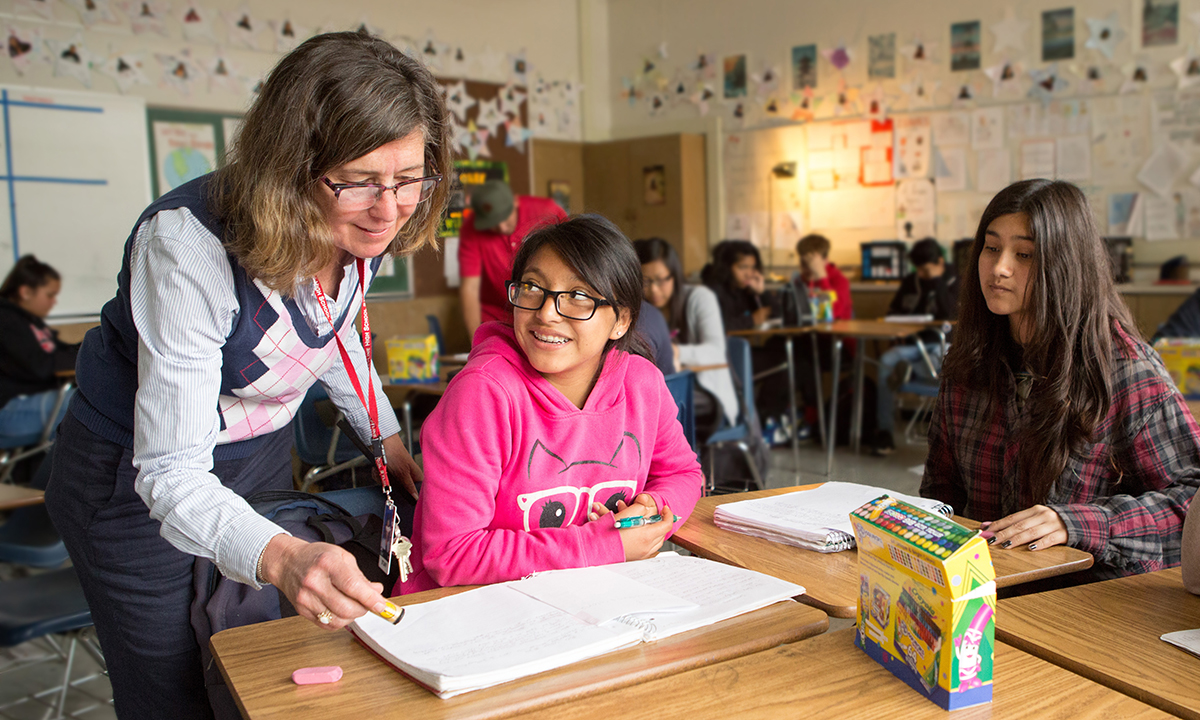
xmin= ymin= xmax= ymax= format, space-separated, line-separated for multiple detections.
xmin=386 ymin=335 xmax=439 ymax=383
xmin=1153 ymin=337 xmax=1200 ymax=399
xmin=849 ymin=496 xmax=996 ymax=711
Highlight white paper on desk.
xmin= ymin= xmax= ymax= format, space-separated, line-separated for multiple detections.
xmin=1162 ymin=628 xmax=1200 ymax=659
xmin=976 ymin=147 xmax=1011 ymax=192
xmin=971 ymin=107 xmax=1005 ymax=150
xmin=1020 ymin=140 xmax=1055 ymax=179
xmin=934 ymin=146 xmax=967 ymax=192
xmin=1138 ymin=142 xmax=1189 ymax=198
xmin=1055 ymin=135 xmax=1092 ymax=181
xmin=509 ymin=566 xmax=696 ymax=625
xmin=718 ymin=482 xmax=951 ymax=537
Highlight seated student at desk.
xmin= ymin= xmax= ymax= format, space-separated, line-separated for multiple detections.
xmin=0 ymin=255 xmax=78 ymax=443
xmin=872 ymin=238 xmax=957 ymax=456
xmin=401 ymin=216 xmax=703 ymax=594
xmin=793 ymin=233 xmax=853 ymax=434
xmin=922 ymin=179 xmax=1200 ymax=581
xmin=1152 ymin=286 xmax=1200 ymax=340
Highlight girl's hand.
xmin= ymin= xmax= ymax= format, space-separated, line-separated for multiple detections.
xmin=747 ymin=270 xmax=766 ymax=295
xmin=616 ymin=503 xmax=674 ymax=562
xmin=383 ymin=433 xmax=421 ymax=500
xmin=752 ymin=306 xmax=772 ymax=327
xmin=979 ymin=505 xmax=1068 ymax=551
xmin=587 ymin=493 xmax=658 ymax=522
xmin=261 ymin=534 xmax=389 ymax=631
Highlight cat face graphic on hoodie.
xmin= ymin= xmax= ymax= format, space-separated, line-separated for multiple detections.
xmin=515 ymin=432 xmax=642 ymax=532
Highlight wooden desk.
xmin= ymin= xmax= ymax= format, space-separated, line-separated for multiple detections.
xmin=212 ymin=587 xmax=828 ymax=720
xmin=998 ymin=567 xmax=1200 ymax=719
xmin=1188 ymin=399 xmax=1199 ymax=425
xmin=0 ymin=484 xmax=45 ymax=511
xmin=517 ymin=628 xmax=1170 ymax=720
xmin=673 ymin=486 xmax=1094 ymax=619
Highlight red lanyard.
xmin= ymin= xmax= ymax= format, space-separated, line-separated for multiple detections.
xmin=313 ymin=257 xmax=389 ymax=492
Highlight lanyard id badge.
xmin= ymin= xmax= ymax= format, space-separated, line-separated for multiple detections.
xmin=314 ymin=258 xmax=412 ymax=580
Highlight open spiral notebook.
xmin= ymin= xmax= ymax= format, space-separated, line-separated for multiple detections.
xmin=713 ymin=482 xmax=953 ymax=552
xmin=349 ymin=553 xmax=803 ymax=699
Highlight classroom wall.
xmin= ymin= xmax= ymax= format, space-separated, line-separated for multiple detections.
xmin=602 ymin=0 xmax=1200 ymax=275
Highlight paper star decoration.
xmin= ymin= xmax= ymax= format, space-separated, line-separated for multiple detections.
xmin=221 ymin=6 xmax=260 ymax=50
xmin=827 ymin=82 xmax=859 ymax=116
xmin=789 ymin=87 xmax=816 ymax=122
xmin=1170 ymin=47 xmax=1200 ymax=90
xmin=1069 ymin=62 xmax=1106 ymax=93
xmin=619 ymin=77 xmax=643 ymax=107
xmin=350 ymin=18 xmax=385 ymax=38
xmin=504 ymin=119 xmax=533 ymax=151
xmin=474 ymin=98 xmax=505 ymax=134
xmin=64 ymin=0 xmax=118 ymax=28
xmin=123 ymin=1 xmax=170 ymax=36
xmin=180 ymin=3 xmax=215 ymax=42
xmin=668 ymin=74 xmax=691 ymax=106
xmin=442 ymin=80 xmax=477 ymax=123
xmin=15 ymin=0 xmax=54 ymax=20
xmin=863 ymin=84 xmax=889 ymax=120
xmin=689 ymin=83 xmax=715 ymax=115
xmin=900 ymin=76 xmax=939 ymax=109
xmin=990 ymin=8 xmax=1028 ymax=54
xmin=48 ymin=35 xmax=93 ymax=87
xmin=497 ymin=84 xmax=526 ymax=117
xmin=657 ymin=41 xmax=668 ymax=59
xmin=690 ymin=51 xmax=717 ymax=79
xmin=474 ymin=46 xmax=505 ymax=81
xmin=100 ymin=51 xmax=148 ymax=93
xmin=156 ymin=51 xmax=204 ymax=95
xmin=900 ymin=36 xmax=938 ymax=64
xmin=445 ymin=46 xmax=470 ymax=77
xmin=206 ymin=51 xmax=242 ymax=94
xmin=751 ymin=64 xmax=781 ymax=98
xmin=462 ymin=121 xmax=491 ymax=160
xmin=268 ymin=17 xmax=306 ymax=53
xmin=1084 ymin=13 xmax=1125 ymax=59
xmin=647 ymin=92 xmax=667 ymax=116
xmin=1028 ymin=64 xmax=1068 ymax=102
xmin=952 ymin=82 xmax=977 ymax=106
xmin=420 ymin=30 xmax=449 ymax=72
xmin=730 ymin=101 xmax=747 ymax=125
xmin=508 ymin=50 xmax=529 ymax=86
xmin=1120 ymin=59 xmax=1152 ymax=94
xmin=822 ymin=44 xmax=853 ymax=71
xmin=764 ymin=96 xmax=782 ymax=117
xmin=984 ymin=60 xmax=1024 ymax=96
xmin=6 ymin=25 xmax=45 ymax=75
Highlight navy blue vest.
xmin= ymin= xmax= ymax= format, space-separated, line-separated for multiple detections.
xmin=72 ymin=174 xmax=381 ymax=460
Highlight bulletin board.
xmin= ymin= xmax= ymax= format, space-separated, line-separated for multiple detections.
xmin=146 ymin=107 xmax=242 ymax=198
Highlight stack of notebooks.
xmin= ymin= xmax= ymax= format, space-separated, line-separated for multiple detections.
xmin=349 ymin=553 xmax=803 ymax=698
xmin=713 ymin=482 xmax=953 ymax=552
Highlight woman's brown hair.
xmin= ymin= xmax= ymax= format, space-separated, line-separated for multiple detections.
xmin=212 ymin=31 xmax=452 ymax=293
xmin=943 ymin=179 xmax=1139 ymax=503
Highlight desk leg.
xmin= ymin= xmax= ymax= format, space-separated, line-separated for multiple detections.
xmin=785 ymin=338 xmax=801 ymax=483
xmin=403 ymin=401 xmax=414 ymax=457
xmin=825 ymin=338 xmax=842 ymax=477
xmin=851 ymin=342 xmax=866 ymax=454
xmin=812 ymin=334 xmax=827 ymax=453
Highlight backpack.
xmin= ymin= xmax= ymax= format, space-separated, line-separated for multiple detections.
xmin=190 ymin=489 xmax=408 ymax=719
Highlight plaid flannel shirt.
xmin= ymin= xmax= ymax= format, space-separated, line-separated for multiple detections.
xmin=922 ymin=329 xmax=1200 ymax=580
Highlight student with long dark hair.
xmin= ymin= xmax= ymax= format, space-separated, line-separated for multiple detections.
xmin=921 ymin=179 xmax=1200 ymax=580
xmin=0 ymin=255 xmax=77 ymax=442
xmin=402 ymin=216 xmax=702 ymax=593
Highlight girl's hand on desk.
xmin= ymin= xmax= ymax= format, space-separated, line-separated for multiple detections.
xmin=383 ymin=433 xmax=421 ymax=500
xmin=587 ymin=493 xmax=658 ymax=522
xmin=261 ymin=534 xmax=388 ymax=631
xmin=980 ymin=505 xmax=1068 ymax=551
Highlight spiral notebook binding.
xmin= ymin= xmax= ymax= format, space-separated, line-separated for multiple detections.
xmin=613 ymin=615 xmax=658 ymax=642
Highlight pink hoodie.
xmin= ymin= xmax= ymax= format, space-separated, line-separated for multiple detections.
xmin=398 ymin=322 xmax=704 ymax=594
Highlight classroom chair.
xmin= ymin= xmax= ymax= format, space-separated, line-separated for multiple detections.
xmin=425 ymin=314 xmax=446 ymax=356
xmin=0 ymin=456 xmax=68 ymax=568
xmin=663 ymin=370 xmax=698 ymax=456
xmin=0 ymin=567 xmax=107 ymax=719
xmin=0 ymin=381 xmax=72 ymax=484
xmin=294 ymin=384 xmax=369 ymax=492
xmin=705 ymin=337 xmax=764 ymax=495
xmin=896 ymin=348 xmax=947 ymax=445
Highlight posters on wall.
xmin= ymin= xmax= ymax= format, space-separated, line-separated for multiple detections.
xmin=950 ymin=21 xmax=981 ymax=71
xmin=1142 ymin=0 xmax=1179 ymax=47
xmin=931 ymin=111 xmax=970 ymax=146
xmin=1055 ymin=135 xmax=1092 ymax=180
xmin=933 ymin=146 xmax=966 ymax=191
xmin=1020 ymin=139 xmax=1056 ymax=179
xmin=970 ymin=107 xmax=1005 ymax=149
xmin=895 ymin=178 xmax=936 ymax=240
xmin=1137 ymin=142 xmax=1188 ymax=197
xmin=868 ymin=34 xmax=895 ymax=79
xmin=893 ymin=115 xmax=932 ymax=179
xmin=1041 ymin=8 xmax=1075 ymax=61
xmin=724 ymin=54 xmax=747 ymax=98
xmin=151 ymin=121 xmax=215 ymax=193
xmin=1091 ymin=95 xmax=1148 ymax=179
xmin=1151 ymin=90 xmax=1200 ymax=149
xmin=792 ymin=44 xmax=818 ymax=90
xmin=976 ymin=148 xmax=1011 ymax=191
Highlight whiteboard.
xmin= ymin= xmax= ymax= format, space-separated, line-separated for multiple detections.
xmin=0 ymin=86 xmax=151 ymax=318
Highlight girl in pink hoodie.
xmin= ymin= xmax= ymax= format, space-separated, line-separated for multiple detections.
xmin=400 ymin=215 xmax=704 ymax=593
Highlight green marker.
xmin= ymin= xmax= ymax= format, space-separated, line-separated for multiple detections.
xmin=613 ymin=514 xmax=682 ymax=529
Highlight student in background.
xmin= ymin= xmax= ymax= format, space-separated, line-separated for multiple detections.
xmin=1152 ymin=286 xmax=1200 ymax=341
xmin=636 ymin=298 xmax=675 ymax=376
xmin=634 ymin=237 xmax=737 ymax=440
xmin=0 ymin=255 xmax=77 ymax=442
xmin=458 ymin=179 xmax=567 ymax=342
xmin=872 ymin=238 xmax=958 ymax=455
xmin=44 ymin=32 xmax=447 ymax=718
xmin=792 ymin=233 xmax=853 ymax=436
xmin=922 ymin=179 xmax=1200 ymax=581
xmin=402 ymin=216 xmax=703 ymax=593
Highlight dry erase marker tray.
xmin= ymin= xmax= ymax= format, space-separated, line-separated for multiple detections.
xmin=850 ymin=496 xmax=996 ymax=711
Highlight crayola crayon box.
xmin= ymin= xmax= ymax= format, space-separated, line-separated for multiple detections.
xmin=849 ymin=496 xmax=996 ymax=710
xmin=386 ymin=335 xmax=439 ymax=383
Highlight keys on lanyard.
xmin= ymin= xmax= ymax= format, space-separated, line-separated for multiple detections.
xmin=313 ymin=258 xmax=412 ymax=577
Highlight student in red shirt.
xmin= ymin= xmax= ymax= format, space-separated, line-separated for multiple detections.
xmin=458 ymin=180 xmax=567 ymax=342
xmin=793 ymin=234 xmax=853 ymax=436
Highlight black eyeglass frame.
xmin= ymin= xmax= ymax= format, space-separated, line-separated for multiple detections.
xmin=320 ymin=172 xmax=443 ymax=206
xmin=505 ymin=280 xmax=613 ymax=321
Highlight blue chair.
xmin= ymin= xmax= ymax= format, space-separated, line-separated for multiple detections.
xmin=426 ymin=314 xmax=446 ymax=357
xmin=0 ymin=567 xmax=106 ymax=718
xmin=294 ymin=384 xmax=369 ymax=492
xmin=896 ymin=342 xmax=948 ymax=445
xmin=705 ymin=337 xmax=764 ymax=494
xmin=663 ymin=371 xmax=697 ymax=456
xmin=0 ymin=381 xmax=73 ymax=483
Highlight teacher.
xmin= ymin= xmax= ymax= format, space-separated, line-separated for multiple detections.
xmin=44 ymin=32 xmax=450 ymax=719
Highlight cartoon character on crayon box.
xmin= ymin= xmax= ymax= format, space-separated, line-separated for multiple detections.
xmin=954 ymin=603 xmax=994 ymax=691
xmin=515 ymin=436 xmax=640 ymax=531
xmin=871 ymin=585 xmax=891 ymax=629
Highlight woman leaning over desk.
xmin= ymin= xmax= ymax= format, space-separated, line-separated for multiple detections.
xmin=920 ymin=179 xmax=1200 ymax=582
xmin=44 ymin=32 xmax=450 ymax=719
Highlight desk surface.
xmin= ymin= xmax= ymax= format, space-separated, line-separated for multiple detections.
xmin=672 ymin=486 xmax=1094 ymax=619
xmin=516 ymin=628 xmax=1171 ymax=720
xmin=0 ymin=484 xmax=45 ymax=511
xmin=212 ymin=587 xmax=828 ymax=720
xmin=998 ymin=567 xmax=1200 ymax=719
xmin=1189 ymin=399 xmax=1199 ymax=424
xmin=810 ymin=319 xmax=930 ymax=339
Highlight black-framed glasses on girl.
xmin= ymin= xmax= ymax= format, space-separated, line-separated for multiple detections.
xmin=321 ymin=172 xmax=442 ymax=211
xmin=506 ymin=281 xmax=612 ymax=321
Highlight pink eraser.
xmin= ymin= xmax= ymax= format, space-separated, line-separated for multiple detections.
xmin=292 ymin=666 xmax=343 ymax=685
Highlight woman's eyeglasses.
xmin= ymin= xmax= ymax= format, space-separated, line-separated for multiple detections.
xmin=321 ymin=173 xmax=442 ymax=211
xmin=506 ymin=280 xmax=611 ymax=321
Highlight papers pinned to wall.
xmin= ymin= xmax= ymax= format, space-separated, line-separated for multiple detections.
xmin=809 ymin=186 xmax=896 ymax=230
xmin=1055 ymin=135 xmax=1092 ymax=180
xmin=893 ymin=115 xmax=932 ymax=179
xmin=976 ymin=147 xmax=1011 ymax=192
xmin=1019 ymin=139 xmax=1056 ymax=179
xmin=931 ymin=111 xmax=970 ymax=146
xmin=970 ymin=107 xmax=1005 ymax=149
xmin=895 ymin=178 xmax=936 ymax=240
xmin=933 ymin=146 xmax=967 ymax=191
xmin=1137 ymin=142 xmax=1188 ymax=197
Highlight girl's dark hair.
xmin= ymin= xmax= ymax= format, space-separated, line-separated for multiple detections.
xmin=632 ymin=237 xmax=689 ymax=339
xmin=909 ymin=237 xmax=943 ymax=267
xmin=212 ymin=31 xmax=452 ymax=294
xmin=511 ymin=215 xmax=650 ymax=368
xmin=706 ymin=240 xmax=762 ymax=293
xmin=943 ymin=179 xmax=1138 ymax=504
xmin=0 ymin=255 xmax=60 ymax=301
